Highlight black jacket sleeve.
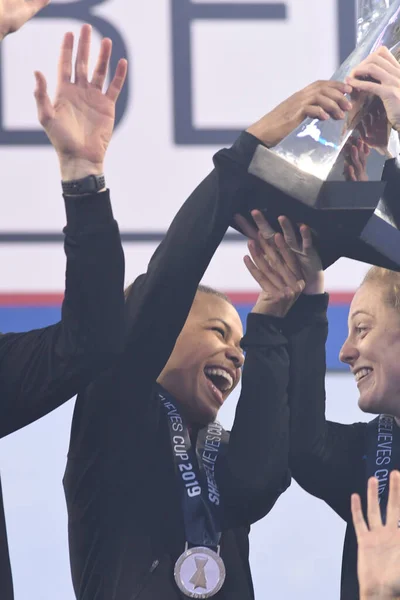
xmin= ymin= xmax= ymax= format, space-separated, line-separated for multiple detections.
xmin=0 ymin=190 xmax=125 ymax=439
xmin=285 ymin=294 xmax=366 ymax=521
xmin=123 ymin=132 xmax=260 ymax=381
xmin=217 ymin=312 xmax=291 ymax=527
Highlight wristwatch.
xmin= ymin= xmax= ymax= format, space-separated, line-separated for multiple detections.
xmin=62 ymin=174 xmax=106 ymax=196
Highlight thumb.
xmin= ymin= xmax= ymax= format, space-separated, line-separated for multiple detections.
xmin=33 ymin=71 xmax=54 ymax=127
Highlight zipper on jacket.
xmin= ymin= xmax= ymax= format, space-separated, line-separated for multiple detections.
xmin=149 ymin=560 xmax=159 ymax=573
xmin=131 ymin=559 xmax=160 ymax=600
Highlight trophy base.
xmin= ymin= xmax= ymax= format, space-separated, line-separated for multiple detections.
xmin=234 ymin=144 xmax=400 ymax=271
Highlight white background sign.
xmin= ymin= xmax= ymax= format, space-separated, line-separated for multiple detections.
xmin=0 ymin=1 xmax=374 ymax=598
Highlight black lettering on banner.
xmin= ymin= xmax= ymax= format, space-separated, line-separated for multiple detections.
xmin=337 ymin=0 xmax=356 ymax=64
xmin=171 ymin=0 xmax=287 ymax=145
xmin=171 ymin=0 xmax=358 ymax=146
xmin=0 ymin=0 xmax=129 ymax=145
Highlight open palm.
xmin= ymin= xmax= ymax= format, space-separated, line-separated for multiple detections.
xmin=353 ymin=471 xmax=400 ymax=599
xmin=34 ymin=24 xmax=127 ymax=166
xmin=42 ymin=80 xmax=117 ymax=164
xmin=235 ymin=211 xmax=322 ymax=286
xmin=358 ymin=530 xmax=400 ymax=598
xmin=0 ymin=0 xmax=49 ymax=39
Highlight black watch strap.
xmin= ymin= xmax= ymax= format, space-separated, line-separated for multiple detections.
xmin=62 ymin=174 xmax=106 ymax=196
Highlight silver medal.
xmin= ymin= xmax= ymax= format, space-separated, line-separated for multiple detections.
xmin=174 ymin=545 xmax=226 ymax=598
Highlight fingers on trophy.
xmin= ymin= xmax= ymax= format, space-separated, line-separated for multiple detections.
xmin=235 ymin=0 xmax=400 ymax=272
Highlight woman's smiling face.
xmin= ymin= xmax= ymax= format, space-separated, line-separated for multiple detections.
xmin=339 ymin=282 xmax=400 ymax=417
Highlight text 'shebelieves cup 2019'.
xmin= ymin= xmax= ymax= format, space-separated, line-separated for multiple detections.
xmin=234 ymin=0 xmax=400 ymax=270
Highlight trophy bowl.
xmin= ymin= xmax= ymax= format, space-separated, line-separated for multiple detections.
xmin=233 ymin=0 xmax=400 ymax=270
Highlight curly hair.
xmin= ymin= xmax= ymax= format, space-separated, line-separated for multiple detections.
xmin=196 ymin=283 xmax=233 ymax=306
xmin=124 ymin=281 xmax=233 ymax=305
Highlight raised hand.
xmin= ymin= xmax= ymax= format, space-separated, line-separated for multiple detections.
xmin=34 ymin=24 xmax=128 ymax=180
xmin=0 ymin=0 xmax=49 ymax=40
xmin=246 ymin=80 xmax=353 ymax=148
xmin=235 ymin=211 xmax=324 ymax=295
xmin=241 ymin=216 xmax=305 ymax=317
xmin=346 ymin=47 xmax=400 ymax=134
xmin=352 ymin=471 xmax=400 ymax=600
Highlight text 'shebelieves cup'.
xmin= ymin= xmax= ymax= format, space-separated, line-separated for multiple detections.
xmin=236 ymin=0 xmax=400 ymax=270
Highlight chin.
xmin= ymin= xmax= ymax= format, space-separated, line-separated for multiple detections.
xmin=196 ymin=401 xmax=219 ymax=426
xmin=358 ymin=394 xmax=384 ymax=415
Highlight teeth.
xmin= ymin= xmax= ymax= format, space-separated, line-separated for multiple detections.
xmin=204 ymin=368 xmax=233 ymax=391
xmin=355 ymin=368 xmax=372 ymax=382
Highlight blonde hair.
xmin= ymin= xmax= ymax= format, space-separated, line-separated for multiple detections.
xmin=361 ymin=266 xmax=400 ymax=309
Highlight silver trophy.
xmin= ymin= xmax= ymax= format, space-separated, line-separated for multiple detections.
xmin=358 ymin=0 xmax=394 ymax=42
xmin=236 ymin=0 xmax=400 ymax=269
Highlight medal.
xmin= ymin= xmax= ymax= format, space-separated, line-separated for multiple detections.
xmin=159 ymin=389 xmax=228 ymax=598
xmin=174 ymin=544 xmax=226 ymax=598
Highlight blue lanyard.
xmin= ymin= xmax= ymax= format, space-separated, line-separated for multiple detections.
xmin=365 ymin=414 xmax=400 ymax=520
xmin=158 ymin=385 xmax=228 ymax=547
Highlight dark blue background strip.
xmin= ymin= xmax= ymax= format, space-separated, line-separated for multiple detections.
xmin=0 ymin=302 xmax=350 ymax=371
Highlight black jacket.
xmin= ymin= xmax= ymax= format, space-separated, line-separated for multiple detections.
xmin=0 ymin=190 xmax=125 ymax=599
xmin=64 ymin=133 xmax=292 ymax=600
xmin=284 ymin=292 xmax=370 ymax=600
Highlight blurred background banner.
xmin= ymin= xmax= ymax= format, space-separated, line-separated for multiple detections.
xmin=0 ymin=1 xmax=377 ymax=598
xmin=0 ymin=292 xmax=354 ymax=370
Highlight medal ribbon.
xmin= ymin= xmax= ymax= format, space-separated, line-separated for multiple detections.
xmin=158 ymin=385 xmax=228 ymax=548
xmin=365 ymin=414 xmax=400 ymax=521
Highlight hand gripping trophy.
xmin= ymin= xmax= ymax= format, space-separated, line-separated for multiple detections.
xmin=235 ymin=0 xmax=400 ymax=269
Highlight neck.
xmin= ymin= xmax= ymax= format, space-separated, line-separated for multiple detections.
xmin=157 ymin=382 xmax=210 ymax=428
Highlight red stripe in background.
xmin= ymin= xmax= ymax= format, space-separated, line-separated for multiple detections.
xmin=227 ymin=291 xmax=354 ymax=305
xmin=0 ymin=291 xmax=355 ymax=307
xmin=0 ymin=294 xmax=64 ymax=306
